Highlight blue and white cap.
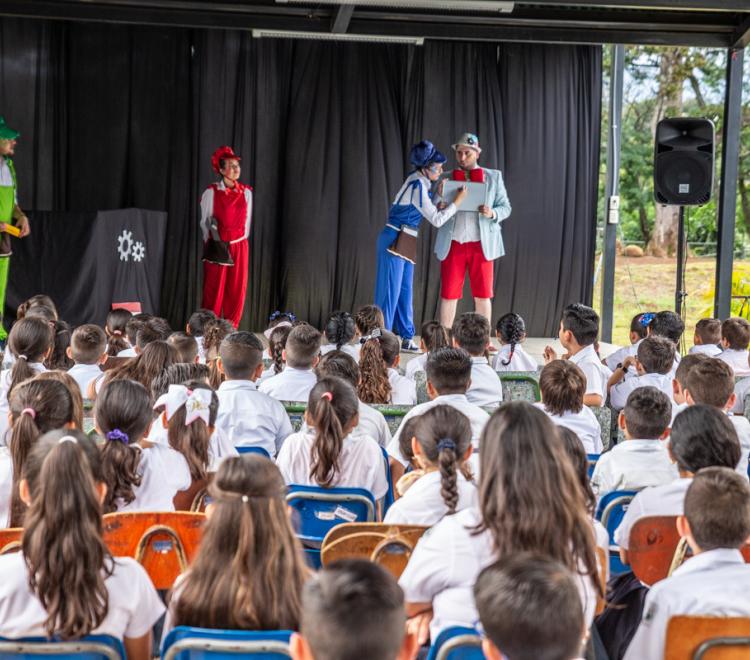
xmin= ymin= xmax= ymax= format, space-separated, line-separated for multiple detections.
xmin=452 ymin=132 xmax=481 ymax=153
xmin=409 ymin=140 xmax=447 ymax=168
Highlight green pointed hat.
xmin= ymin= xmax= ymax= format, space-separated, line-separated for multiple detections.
xmin=0 ymin=117 xmax=19 ymax=140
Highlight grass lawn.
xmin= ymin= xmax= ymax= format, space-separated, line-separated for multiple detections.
xmin=592 ymin=256 xmax=750 ymax=348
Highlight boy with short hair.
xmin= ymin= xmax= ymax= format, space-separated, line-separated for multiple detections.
xmin=66 ymin=324 xmax=107 ymax=397
xmin=259 ymin=322 xmax=321 ymax=402
xmin=474 ymin=554 xmax=587 ymax=660
xmin=117 ymin=312 xmax=151 ymax=357
xmin=216 ymin=331 xmax=292 ymax=456
xmin=690 ymin=318 xmax=722 ymax=357
xmin=315 ymin=350 xmax=391 ymax=448
xmin=167 ymin=331 xmax=199 ymax=363
xmin=291 ymin=560 xmax=417 ymax=660
xmin=544 ymin=303 xmax=612 ymax=407
xmin=717 ymin=317 xmax=750 ymax=376
xmin=386 ymin=347 xmax=489 ymax=478
xmin=684 ymin=357 xmax=750 ymax=477
xmin=451 ymin=312 xmax=503 ymax=408
xmin=591 ymin=387 xmax=677 ymax=497
xmin=536 ymin=359 xmax=601 ymax=454
xmin=625 ymin=468 xmax=750 ymax=660
xmin=608 ymin=335 xmax=676 ymax=412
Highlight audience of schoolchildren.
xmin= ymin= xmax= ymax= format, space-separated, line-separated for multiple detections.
xmin=1 ymin=292 xmax=750 ymax=660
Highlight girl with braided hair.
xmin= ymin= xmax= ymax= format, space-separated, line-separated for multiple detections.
xmin=321 ymin=311 xmax=359 ymax=360
xmin=493 ymin=312 xmax=537 ymax=372
xmin=384 ymin=405 xmax=475 ymax=525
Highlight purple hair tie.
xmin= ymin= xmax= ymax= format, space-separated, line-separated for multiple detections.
xmin=106 ymin=429 xmax=129 ymax=444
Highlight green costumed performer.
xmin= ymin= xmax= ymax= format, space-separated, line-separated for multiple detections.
xmin=0 ymin=117 xmax=30 ymax=341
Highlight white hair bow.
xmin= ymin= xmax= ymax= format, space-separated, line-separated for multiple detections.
xmin=154 ymin=384 xmax=212 ymax=426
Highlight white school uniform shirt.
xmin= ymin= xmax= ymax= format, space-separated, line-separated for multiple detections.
xmin=729 ymin=413 xmax=750 ymax=478
xmin=300 ymin=400 xmax=392 ymax=449
xmin=118 ymin=444 xmax=192 ymax=512
xmin=258 ymin=366 xmax=317 ymax=402
xmin=604 ymin=341 xmax=640 ymax=371
xmin=717 ymin=348 xmax=750 ymax=377
xmin=0 ymin=447 xmax=11 ymax=528
xmin=117 ymin=347 xmax=137 ymax=358
xmin=320 ymin=343 xmax=361 ymax=361
xmin=0 ymin=362 xmax=46 ymax=443
xmin=689 ymin=343 xmax=722 ymax=357
xmin=386 ymin=394 xmax=490 ymax=467
xmin=145 ymin=424 xmax=237 ymax=471
xmin=569 ymin=345 xmax=612 ymax=402
xmin=276 ymin=429 xmax=388 ymax=500
xmin=215 ymin=379 xmax=293 ymax=456
xmin=405 ymin=353 xmax=428 ymax=381
xmin=257 ymin=366 xmax=279 ymax=385
xmin=609 ymin=372 xmax=676 ymax=411
xmin=384 ymin=471 xmax=478 ymax=526
xmin=0 ymin=552 xmax=164 ymax=640
xmin=399 ymin=507 xmax=598 ymax=643
xmin=590 ymin=439 xmax=678 ymax=498
xmin=388 ymin=368 xmax=417 ymax=405
xmin=492 ymin=344 xmax=538 ymax=372
xmin=732 ymin=376 xmax=750 ymax=414
xmin=466 ymin=357 xmax=503 ymax=408
xmin=671 ymin=401 xmax=689 ymax=425
xmin=67 ymin=362 xmax=103 ymax=399
xmin=614 ymin=477 xmax=692 ymax=550
xmin=534 ymin=403 xmax=602 ymax=454
xmin=624 ymin=549 xmax=750 ymax=660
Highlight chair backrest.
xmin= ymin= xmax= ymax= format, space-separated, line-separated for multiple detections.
xmin=426 ymin=626 xmax=483 ymax=660
xmin=595 ymin=490 xmax=638 ymax=541
xmin=320 ymin=523 xmax=429 ymax=578
xmin=588 ymin=406 xmax=613 ymax=452
xmin=287 ymin=485 xmax=376 ymax=549
xmin=162 ymin=627 xmax=293 ymax=660
xmin=370 ymin=403 xmax=412 ymax=435
xmin=595 ymin=546 xmax=607 ymax=616
xmin=587 ymin=453 xmax=599 ymax=479
xmin=629 ymin=515 xmax=683 ymax=586
xmin=102 ymin=511 xmax=205 ymax=590
xmin=665 ymin=616 xmax=750 ymax=660
xmin=0 ymin=527 xmax=22 ymax=555
xmin=380 ymin=446 xmax=395 ymax=514
xmin=282 ymin=402 xmax=306 ymax=432
xmin=173 ymin=477 xmax=209 ymax=513
xmin=235 ymin=446 xmax=271 ymax=457
xmin=0 ymin=635 xmax=125 ymax=660
xmin=498 ymin=371 xmax=541 ymax=402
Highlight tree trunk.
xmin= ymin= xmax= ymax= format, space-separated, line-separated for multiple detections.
xmin=649 ymin=204 xmax=680 ymax=256
xmin=740 ymin=176 xmax=750 ymax=238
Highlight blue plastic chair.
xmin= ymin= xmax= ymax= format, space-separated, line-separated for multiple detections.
xmin=381 ymin=446 xmax=395 ymax=515
xmin=161 ymin=627 xmax=292 ymax=660
xmin=287 ymin=485 xmax=377 ymax=568
xmin=587 ymin=453 xmax=600 ymax=479
xmin=595 ymin=489 xmax=638 ymax=576
xmin=0 ymin=635 xmax=125 ymax=660
xmin=426 ymin=626 xmax=483 ymax=660
xmin=234 ymin=446 xmax=271 ymax=458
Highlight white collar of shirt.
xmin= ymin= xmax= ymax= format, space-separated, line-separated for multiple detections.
xmin=433 ymin=393 xmax=471 ymax=405
xmin=616 ymin=439 xmax=668 ymax=453
xmin=471 ymin=356 xmax=489 ymax=365
xmin=218 ymin=379 xmax=258 ymax=392
xmin=283 ymin=366 xmax=314 ymax=376
xmin=672 ymin=548 xmax=745 ymax=578
xmin=569 ymin=344 xmax=597 ymax=365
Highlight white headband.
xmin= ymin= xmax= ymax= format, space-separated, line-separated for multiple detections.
xmin=154 ymin=384 xmax=212 ymax=426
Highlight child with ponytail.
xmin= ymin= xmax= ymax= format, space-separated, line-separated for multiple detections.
xmin=96 ymin=379 xmax=192 ymax=512
xmin=358 ymin=329 xmax=416 ymax=405
xmin=1 ymin=378 xmax=76 ymax=528
xmin=276 ymin=377 xmax=387 ymax=503
xmin=0 ymin=429 xmax=164 ymax=657
xmin=321 ymin=311 xmax=359 ymax=360
xmin=493 ymin=312 xmax=537 ymax=372
xmin=105 ymin=308 xmax=132 ymax=357
xmin=405 ymin=320 xmax=450 ymax=381
xmin=258 ymin=324 xmax=292 ymax=385
xmin=154 ymin=381 xmax=218 ymax=492
xmin=384 ymin=405 xmax=476 ymax=525
xmin=163 ymin=454 xmax=309 ymax=636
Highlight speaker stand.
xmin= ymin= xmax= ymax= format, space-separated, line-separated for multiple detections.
xmin=675 ymin=205 xmax=688 ymax=315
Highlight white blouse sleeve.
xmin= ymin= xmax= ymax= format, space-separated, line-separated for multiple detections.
xmin=243 ymin=188 xmax=253 ymax=239
xmin=409 ymin=179 xmax=457 ymax=229
xmin=399 ymin=523 xmax=452 ymax=603
xmin=199 ymin=188 xmax=214 ymax=242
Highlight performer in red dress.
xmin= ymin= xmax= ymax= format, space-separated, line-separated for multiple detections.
xmin=200 ymin=146 xmax=253 ymax=328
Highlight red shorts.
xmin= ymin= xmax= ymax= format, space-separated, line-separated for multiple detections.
xmin=440 ymin=241 xmax=494 ymax=299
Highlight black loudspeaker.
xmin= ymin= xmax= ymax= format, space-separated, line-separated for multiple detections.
xmin=654 ymin=117 xmax=715 ymax=205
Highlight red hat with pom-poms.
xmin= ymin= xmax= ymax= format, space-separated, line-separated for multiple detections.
xmin=211 ymin=146 xmax=241 ymax=174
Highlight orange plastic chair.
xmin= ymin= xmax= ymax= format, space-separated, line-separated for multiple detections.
xmin=320 ymin=523 xmax=428 ymax=578
xmin=0 ymin=527 xmax=22 ymax=554
xmin=595 ymin=546 xmax=607 ymax=616
xmin=665 ymin=616 xmax=750 ymax=659
xmin=102 ymin=511 xmax=205 ymax=589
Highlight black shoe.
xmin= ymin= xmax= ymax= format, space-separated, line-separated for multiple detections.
xmin=401 ymin=338 xmax=421 ymax=353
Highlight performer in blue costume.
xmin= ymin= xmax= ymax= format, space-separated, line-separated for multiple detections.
xmin=374 ymin=141 xmax=466 ymax=352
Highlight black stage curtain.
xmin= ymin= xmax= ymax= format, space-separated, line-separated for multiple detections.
xmin=0 ymin=19 xmax=601 ymax=336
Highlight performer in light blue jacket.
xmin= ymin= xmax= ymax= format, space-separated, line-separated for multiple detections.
xmin=374 ymin=141 xmax=466 ymax=352
xmin=436 ymin=133 xmax=511 ymax=328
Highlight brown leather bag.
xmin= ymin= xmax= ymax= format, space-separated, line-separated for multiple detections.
xmin=386 ymin=226 xmax=418 ymax=264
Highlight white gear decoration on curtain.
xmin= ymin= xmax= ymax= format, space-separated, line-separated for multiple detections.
xmin=132 ymin=241 xmax=145 ymax=262
xmin=117 ymin=230 xmax=133 ymax=262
